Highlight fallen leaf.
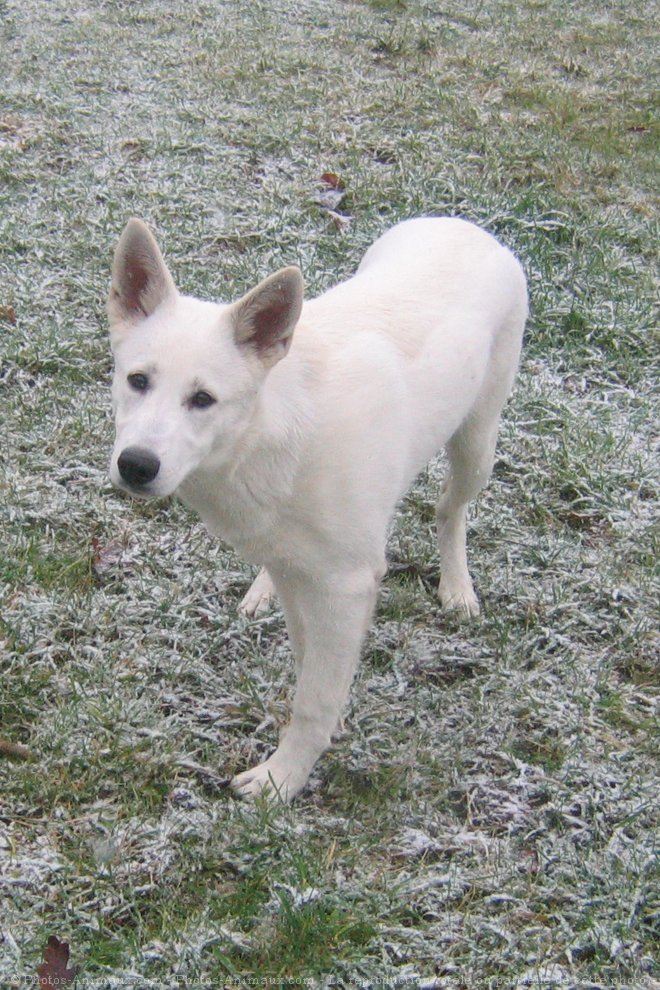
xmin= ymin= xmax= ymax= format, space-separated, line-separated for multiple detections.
xmin=0 ymin=738 xmax=32 ymax=761
xmin=91 ymin=536 xmax=124 ymax=577
xmin=316 ymin=173 xmax=351 ymax=226
xmin=320 ymin=170 xmax=345 ymax=190
xmin=37 ymin=936 xmax=77 ymax=988
xmin=0 ymin=305 xmax=17 ymax=324
xmin=120 ymin=138 xmax=149 ymax=160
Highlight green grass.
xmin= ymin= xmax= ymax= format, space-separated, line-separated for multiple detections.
xmin=1 ymin=0 xmax=658 ymax=986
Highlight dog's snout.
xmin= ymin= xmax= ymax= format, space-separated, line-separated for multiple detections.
xmin=117 ymin=446 xmax=161 ymax=487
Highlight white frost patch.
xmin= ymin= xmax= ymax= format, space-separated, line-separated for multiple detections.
xmin=275 ymin=882 xmax=322 ymax=909
xmin=90 ymin=802 xmax=216 ymax=878
xmin=0 ymin=929 xmax=21 ymax=964
xmin=395 ymin=826 xmax=442 ymax=859
xmin=0 ymin=825 xmax=66 ymax=890
xmin=404 ymin=868 xmax=471 ymax=903
xmin=143 ymin=923 xmax=252 ymax=975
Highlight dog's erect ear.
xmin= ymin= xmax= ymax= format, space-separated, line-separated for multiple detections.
xmin=108 ymin=219 xmax=176 ymax=329
xmin=232 ymin=267 xmax=304 ymax=367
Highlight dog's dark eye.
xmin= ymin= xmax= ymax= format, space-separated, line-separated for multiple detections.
xmin=190 ymin=390 xmax=216 ymax=409
xmin=128 ymin=373 xmax=149 ymax=391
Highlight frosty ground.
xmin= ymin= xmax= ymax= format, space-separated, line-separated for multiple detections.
xmin=0 ymin=0 xmax=657 ymax=986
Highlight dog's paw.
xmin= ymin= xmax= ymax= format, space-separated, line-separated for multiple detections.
xmin=231 ymin=754 xmax=308 ymax=804
xmin=438 ymin=580 xmax=480 ymax=618
xmin=239 ymin=568 xmax=275 ymax=617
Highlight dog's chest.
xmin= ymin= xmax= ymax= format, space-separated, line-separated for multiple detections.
xmin=178 ymin=473 xmax=285 ymax=565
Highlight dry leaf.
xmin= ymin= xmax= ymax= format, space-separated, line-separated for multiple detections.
xmin=0 ymin=305 xmax=17 ymax=324
xmin=91 ymin=536 xmax=124 ymax=577
xmin=316 ymin=173 xmax=350 ymax=228
xmin=0 ymin=738 xmax=32 ymax=761
xmin=37 ymin=936 xmax=77 ymax=988
xmin=320 ymin=171 xmax=345 ymax=190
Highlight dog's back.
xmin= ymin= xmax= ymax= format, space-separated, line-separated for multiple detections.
xmin=287 ymin=217 xmax=527 ymax=490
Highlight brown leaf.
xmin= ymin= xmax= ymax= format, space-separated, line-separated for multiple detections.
xmin=37 ymin=936 xmax=77 ymax=988
xmin=316 ymin=173 xmax=351 ymax=227
xmin=320 ymin=171 xmax=345 ymax=190
xmin=0 ymin=738 xmax=32 ymax=761
xmin=91 ymin=536 xmax=124 ymax=577
xmin=0 ymin=304 xmax=17 ymax=324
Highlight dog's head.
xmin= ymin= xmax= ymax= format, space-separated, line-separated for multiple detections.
xmin=108 ymin=219 xmax=303 ymax=499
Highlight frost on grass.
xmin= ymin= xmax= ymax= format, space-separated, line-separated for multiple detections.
xmin=1 ymin=0 xmax=658 ymax=983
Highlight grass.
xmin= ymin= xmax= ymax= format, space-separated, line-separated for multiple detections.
xmin=0 ymin=0 xmax=658 ymax=986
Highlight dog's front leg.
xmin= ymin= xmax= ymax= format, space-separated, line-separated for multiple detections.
xmin=238 ymin=567 xmax=275 ymax=617
xmin=231 ymin=568 xmax=378 ymax=802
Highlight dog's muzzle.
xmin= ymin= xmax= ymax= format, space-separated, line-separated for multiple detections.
xmin=117 ymin=446 xmax=161 ymax=488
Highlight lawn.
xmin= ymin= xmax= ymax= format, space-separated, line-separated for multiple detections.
xmin=0 ymin=0 xmax=658 ymax=987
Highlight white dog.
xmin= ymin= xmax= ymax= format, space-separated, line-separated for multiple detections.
xmin=108 ymin=216 xmax=527 ymax=801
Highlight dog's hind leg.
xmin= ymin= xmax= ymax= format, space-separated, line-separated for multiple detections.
xmin=436 ymin=316 xmax=522 ymax=617
xmin=437 ymin=300 xmax=523 ymax=617
xmin=435 ymin=416 xmax=500 ymax=617
xmin=231 ymin=566 xmax=378 ymax=801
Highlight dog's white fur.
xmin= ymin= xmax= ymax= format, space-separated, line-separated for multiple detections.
xmin=108 ymin=216 xmax=527 ymax=801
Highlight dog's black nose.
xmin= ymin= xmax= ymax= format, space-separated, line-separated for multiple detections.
xmin=117 ymin=447 xmax=161 ymax=487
